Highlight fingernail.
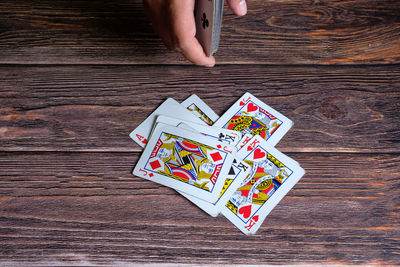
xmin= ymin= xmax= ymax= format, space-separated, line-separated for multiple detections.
xmin=238 ymin=0 xmax=247 ymax=16
xmin=206 ymin=62 xmax=215 ymax=67
xmin=205 ymin=59 xmax=215 ymax=67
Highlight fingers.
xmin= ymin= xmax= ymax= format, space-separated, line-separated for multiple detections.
xmin=179 ymin=38 xmax=216 ymax=67
xmin=172 ymin=0 xmax=215 ymax=67
xmin=143 ymin=0 xmax=217 ymax=67
xmin=226 ymin=0 xmax=247 ymax=16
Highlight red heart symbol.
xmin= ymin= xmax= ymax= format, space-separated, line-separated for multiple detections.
xmin=252 ymin=215 xmax=259 ymax=222
xmin=247 ymin=103 xmax=258 ymax=112
xmin=240 ymin=101 xmax=245 ymax=106
xmin=253 ymin=148 xmax=266 ymax=159
xmin=239 ymin=205 xmax=252 ymax=219
xmin=247 ymin=145 xmax=253 ymax=151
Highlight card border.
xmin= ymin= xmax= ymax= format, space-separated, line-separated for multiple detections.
xmin=133 ymin=123 xmax=236 ymax=203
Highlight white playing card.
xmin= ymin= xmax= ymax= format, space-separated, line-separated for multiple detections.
xmin=221 ymin=135 xmax=305 ymax=235
xmin=181 ymin=157 xmax=251 ymax=217
xmin=181 ymin=94 xmax=219 ymax=125
xmin=155 ymin=115 xmax=241 ymax=146
xmin=133 ymin=123 xmax=237 ymax=203
xmin=151 ymin=115 xmax=197 ymax=139
xmin=214 ymin=92 xmax=293 ymax=147
xmin=179 ymin=122 xmax=241 ymax=147
xmin=155 ymin=115 xmax=194 ymax=128
xmin=243 ymin=135 xmax=301 ymax=167
xmin=129 ymin=98 xmax=206 ymax=148
xmin=175 ymin=122 xmax=197 ymax=132
xmin=236 ymin=133 xmax=253 ymax=150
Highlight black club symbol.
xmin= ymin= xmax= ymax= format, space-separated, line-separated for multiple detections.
xmin=201 ymin=13 xmax=209 ymax=29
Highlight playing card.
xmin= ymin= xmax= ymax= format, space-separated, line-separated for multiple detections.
xmin=236 ymin=133 xmax=253 ymax=150
xmin=150 ymin=115 xmax=196 ymax=139
xmin=243 ymin=135 xmax=300 ymax=167
xmin=195 ymin=0 xmax=214 ymax=56
xmin=181 ymin=94 xmax=219 ymax=126
xmin=156 ymin=115 xmax=241 ymax=146
xmin=221 ymin=135 xmax=305 ymax=235
xmin=129 ymin=98 xmax=205 ymax=148
xmin=178 ymin=122 xmax=241 ymax=147
xmin=181 ymin=157 xmax=251 ymax=217
xmin=155 ymin=115 xmax=192 ymax=128
xmin=214 ymin=92 xmax=293 ymax=147
xmin=133 ymin=123 xmax=237 ymax=203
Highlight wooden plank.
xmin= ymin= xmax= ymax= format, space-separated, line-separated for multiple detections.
xmin=0 ymin=64 xmax=399 ymax=153
xmin=0 ymin=0 xmax=399 ymax=64
xmin=0 ymin=152 xmax=399 ymax=264
xmin=0 ymin=152 xmax=399 ymax=198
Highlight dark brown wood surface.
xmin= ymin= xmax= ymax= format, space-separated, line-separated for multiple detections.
xmin=1 ymin=152 xmax=399 ymax=264
xmin=1 ymin=65 xmax=399 ymax=153
xmin=0 ymin=0 xmax=399 ymax=266
xmin=0 ymin=0 xmax=399 ymax=64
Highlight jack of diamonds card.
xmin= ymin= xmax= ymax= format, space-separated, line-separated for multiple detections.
xmin=134 ymin=123 xmax=236 ymax=203
xmin=222 ymin=135 xmax=304 ymax=235
xmin=214 ymin=92 xmax=293 ymax=146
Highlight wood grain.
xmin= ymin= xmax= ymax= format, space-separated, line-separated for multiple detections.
xmin=0 ymin=0 xmax=399 ymax=64
xmin=1 ymin=0 xmax=399 ymax=265
xmin=0 ymin=152 xmax=399 ymax=264
xmin=0 ymin=64 xmax=399 ymax=153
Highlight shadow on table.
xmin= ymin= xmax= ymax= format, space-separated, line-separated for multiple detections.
xmin=41 ymin=0 xmax=172 ymax=62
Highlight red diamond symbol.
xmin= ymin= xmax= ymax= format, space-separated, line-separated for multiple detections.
xmin=149 ymin=160 xmax=161 ymax=170
xmin=217 ymin=144 xmax=222 ymax=149
xmin=149 ymin=173 xmax=154 ymax=177
xmin=210 ymin=152 xmax=222 ymax=162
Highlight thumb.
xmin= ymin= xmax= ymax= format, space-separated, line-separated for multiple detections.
xmin=226 ymin=0 xmax=247 ymax=16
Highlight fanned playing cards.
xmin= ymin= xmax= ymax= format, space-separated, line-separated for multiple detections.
xmin=195 ymin=0 xmax=224 ymax=56
xmin=130 ymin=92 xmax=305 ymax=235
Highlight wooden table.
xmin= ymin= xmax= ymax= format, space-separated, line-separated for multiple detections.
xmin=1 ymin=0 xmax=399 ymax=265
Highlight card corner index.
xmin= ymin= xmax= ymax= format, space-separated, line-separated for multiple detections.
xmin=242 ymin=91 xmax=254 ymax=99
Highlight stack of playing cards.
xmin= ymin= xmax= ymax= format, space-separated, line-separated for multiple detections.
xmin=130 ymin=92 xmax=305 ymax=235
xmin=195 ymin=0 xmax=224 ymax=56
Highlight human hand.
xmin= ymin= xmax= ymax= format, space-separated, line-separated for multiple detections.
xmin=143 ymin=0 xmax=247 ymax=67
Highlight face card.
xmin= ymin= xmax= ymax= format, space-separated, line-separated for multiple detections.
xmin=236 ymin=133 xmax=253 ymax=150
xmin=133 ymin=123 xmax=236 ymax=203
xmin=195 ymin=0 xmax=214 ymax=56
xmin=178 ymin=122 xmax=241 ymax=147
xmin=180 ymin=157 xmax=251 ymax=217
xmin=152 ymin=115 xmax=199 ymax=138
xmin=129 ymin=98 xmax=206 ymax=148
xmin=155 ymin=115 xmax=195 ymax=128
xmin=213 ymin=92 xmax=293 ymax=147
xmin=181 ymin=94 xmax=219 ymax=126
xmin=155 ymin=115 xmax=241 ymax=146
xmin=243 ymin=135 xmax=301 ymax=167
xmin=221 ymin=135 xmax=305 ymax=235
